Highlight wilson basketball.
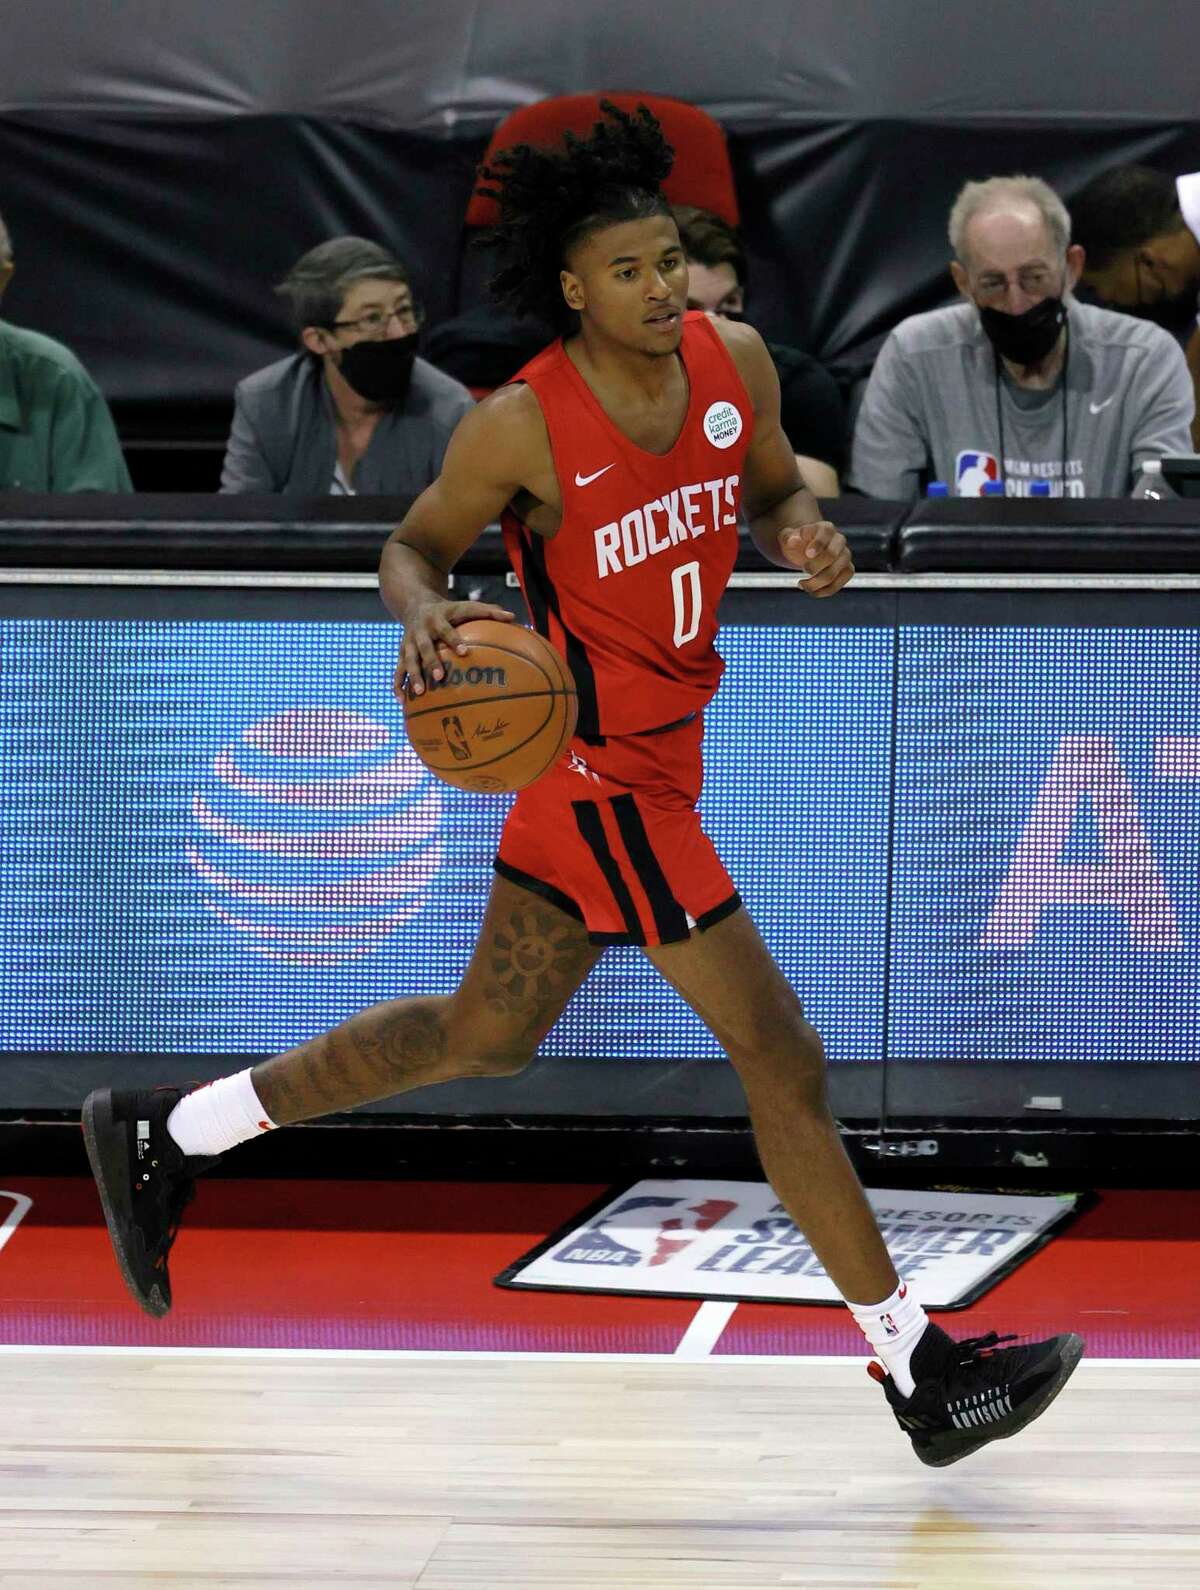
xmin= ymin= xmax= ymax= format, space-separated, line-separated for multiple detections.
xmin=402 ymin=620 xmax=578 ymax=793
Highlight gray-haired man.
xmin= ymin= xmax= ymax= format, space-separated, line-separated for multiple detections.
xmin=849 ymin=176 xmax=1194 ymax=499
xmin=221 ymin=237 xmax=474 ymax=495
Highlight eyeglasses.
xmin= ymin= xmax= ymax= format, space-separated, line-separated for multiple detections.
xmin=972 ymin=267 xmax=1056 ymax=304
xmin=329 ymin=302 xmax=425 ymax=338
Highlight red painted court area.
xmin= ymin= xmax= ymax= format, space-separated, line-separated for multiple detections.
xmin=1 ymin=1179 xmax=1197 ymax=1358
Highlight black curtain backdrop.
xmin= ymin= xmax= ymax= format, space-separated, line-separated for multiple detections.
xmin=1 ymin=111 xmax=1198 ymax=415
xmin=0 ymin=116 xmax=484 ymax=408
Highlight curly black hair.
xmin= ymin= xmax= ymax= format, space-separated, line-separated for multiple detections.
xmin=478 ymin=100 xmax=676 ymax=333
xmin=1071 ymin=165 xmax=1184 ymax=271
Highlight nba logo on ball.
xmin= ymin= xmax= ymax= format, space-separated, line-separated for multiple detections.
xmin=186 ymin=708 xmax=442 ymax=966
xmin=703 ymin=400 xmax=743 ymax=450
xmin=955 ymin=449 xmax=1001 ymax=496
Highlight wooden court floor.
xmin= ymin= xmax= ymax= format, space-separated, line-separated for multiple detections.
xmin=0 ymin=1350 xmax=1196 ymax=1589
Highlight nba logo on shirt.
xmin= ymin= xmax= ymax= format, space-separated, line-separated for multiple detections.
xmin=955 ymin=450 xmax=1001 ymax=497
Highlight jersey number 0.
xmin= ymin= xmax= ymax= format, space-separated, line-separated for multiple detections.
xmin=671 ymin=560 xmax=701 ymax=648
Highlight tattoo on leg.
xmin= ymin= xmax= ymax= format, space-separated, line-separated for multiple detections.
xmin=256 ymin=1059 xmax=306 ymax=1123
xmin=254 ymin=997 xmax=450 ymax=1123
xmin=482 ymin=906 xmax=595 ymax=1041
xmin=252 ymin=897 xmax=594 ymax=1125
xmin=314 ymin=1031 xmax=358 ymax=1099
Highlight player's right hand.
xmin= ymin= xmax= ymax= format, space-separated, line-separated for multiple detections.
xmin=396 ymin=599 xmax=516 ymax=698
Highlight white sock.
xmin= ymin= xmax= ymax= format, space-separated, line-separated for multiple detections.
xmin=845 ymin=1280 xmax=929 ymax=1398
xmin=166 ymin=1069 xmax=276 ymax=1158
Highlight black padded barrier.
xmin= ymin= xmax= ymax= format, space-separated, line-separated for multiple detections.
xmin=0 ymin=494 xmax=905 ymax=575
xmin=897 ymin=498 xmax=1200 ymax=574
xmin=0 ymin=493 xmax=438 ymax=573
xmin=7 ymin=495 xmax=1200 ymax=575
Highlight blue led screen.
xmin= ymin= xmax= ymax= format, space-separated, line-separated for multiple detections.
xmin=2 ymin=616 xmax=1197 ymax=1066
xmin=892 ymin=627 xmax=1200 ymax=1064
xmin=0 ymin=621 xmax=891 ymax=1059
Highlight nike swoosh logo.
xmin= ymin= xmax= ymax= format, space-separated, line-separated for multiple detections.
xmin=575 ymin=464 xmax=615 ymax=487
xmin=1089 ymin=397 xmax=1115 ymax=414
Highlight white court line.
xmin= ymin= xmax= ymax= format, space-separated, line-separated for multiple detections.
xmin=0 ymin=1191 xmax=33 ymax=1256
xmin=674 ymin=1300 xmax=739 ymax=1359
xmin=0 ymin=1344 xmax=1194 ymax=1368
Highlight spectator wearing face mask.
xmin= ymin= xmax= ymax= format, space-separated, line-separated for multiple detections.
xmin=849 ymin=176 xmax=1194 ymax=499
xmin=1072 ymin=164 xmax=1200 ymax=448
xmin=220 ymin=238 xmax=474 ymax=495
xmin=672 ymin=206 xmax=846 ymax=497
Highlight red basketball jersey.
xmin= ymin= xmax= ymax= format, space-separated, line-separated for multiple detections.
xmin=500 ymin=312 xmax=753 ymax=736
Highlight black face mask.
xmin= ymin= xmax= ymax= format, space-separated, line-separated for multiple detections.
xmin=978 ymin=294 xmax=1067 ymax=367
xmin=336 ymin=331 xmax=419 ymax=405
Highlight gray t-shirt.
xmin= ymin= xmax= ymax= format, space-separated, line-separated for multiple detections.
xmin=220 ymin=352 xmax=474 ymax=495
xmin=849 ymin=299 xmax=1195 ymax=499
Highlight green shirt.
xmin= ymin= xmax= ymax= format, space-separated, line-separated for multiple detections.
xmin=0 ymin=319 xmax=132 ymax=492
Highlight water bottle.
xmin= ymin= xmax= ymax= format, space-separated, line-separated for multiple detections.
xmin=925 ymin=481 xmax=949 ymax=497
xmin=1131 ymin=458 xmax=1176 ymax=499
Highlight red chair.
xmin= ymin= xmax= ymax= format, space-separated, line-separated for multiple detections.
xmin=465 ymin=92 xmax=739 ymax=230
xmin=440 ymin=93 xmax=738 ymax=394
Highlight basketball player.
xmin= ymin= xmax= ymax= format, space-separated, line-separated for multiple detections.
xmin=83 ymin=104 xmax=1082 ymax=1467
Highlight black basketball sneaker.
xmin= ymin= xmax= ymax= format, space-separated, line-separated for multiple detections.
xmin=870 ymin=1322 xmax=1085 ymax=1466
xmin=81 ymin=1087 xmax=218 ymax=1318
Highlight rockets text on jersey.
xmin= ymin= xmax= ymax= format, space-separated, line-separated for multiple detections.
xmin=593 ymin=474 xmax=739 ymax=579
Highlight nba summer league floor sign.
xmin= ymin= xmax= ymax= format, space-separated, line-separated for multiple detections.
xmin=496 ymin=1181 xmax=1085 ymax=1309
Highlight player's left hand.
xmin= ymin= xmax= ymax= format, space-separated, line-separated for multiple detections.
xmin=778 ymin=521 xmax=855 ymax=597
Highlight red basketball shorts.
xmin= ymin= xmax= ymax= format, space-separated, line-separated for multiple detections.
xmin=494 ymin=712 xmax=740 ymax=947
